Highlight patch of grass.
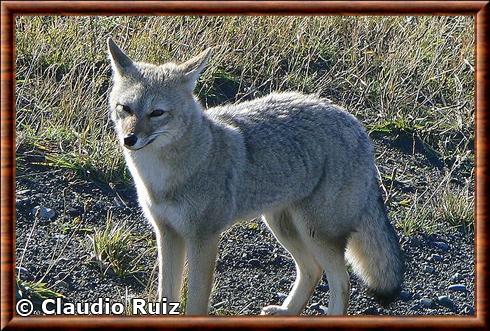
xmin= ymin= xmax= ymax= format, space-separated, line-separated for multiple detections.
xmin=16 ymin=278 xmax=64 ymax=303
xmin=395 ymin=181 xmax=474 ymax=236
xmin=434 ymin=184 xmax=474 ymax=232
xmin=16 ymin=16 xmax=474 ymax=186
xmin=213 ymin=307 xmax=235 ymax=316
xmin=87 ymin=211 xmax=151 ymax=278
xmin=243 ymin=220 xmax=261 ymax=232
xmin=396 ymin=191 xmax=438 ymax=236
xmin=57 ymin=216 xmax=94 ymax=235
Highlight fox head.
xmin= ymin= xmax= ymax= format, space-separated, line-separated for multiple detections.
xmin=107 ymin=38 xmax=212 ymax=151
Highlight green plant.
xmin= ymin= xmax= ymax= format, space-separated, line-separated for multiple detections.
xmin=16 ymin=278 xmax=64 ymax=303
xmin=87 ymin=211 xmax=148 ymax=278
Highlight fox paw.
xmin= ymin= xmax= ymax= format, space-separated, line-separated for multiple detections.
xmin=260 ymin=305 xmax=290 ymax=315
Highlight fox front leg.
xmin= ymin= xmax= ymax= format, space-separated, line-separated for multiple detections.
xmin=155 ymin=225 xmax=186 ymax=304
xmin=184 ymin=235 xmax=219 ymax=315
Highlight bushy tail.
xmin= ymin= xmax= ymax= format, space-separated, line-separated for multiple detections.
xmin=346 ymin=184 xmax=404 ymax=305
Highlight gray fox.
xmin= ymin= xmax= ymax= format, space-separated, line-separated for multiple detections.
xmin=107 ymin=38 xmax=403 ymax=315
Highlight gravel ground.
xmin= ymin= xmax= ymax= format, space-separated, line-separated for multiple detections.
xmin=15 ymin=134 xmax=475 ymax=316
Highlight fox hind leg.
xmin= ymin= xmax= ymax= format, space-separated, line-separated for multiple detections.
xmin=261 ymin=210 xmax=322 ymax=315
xmin=309 ymin=236 xmax=350 ymax=315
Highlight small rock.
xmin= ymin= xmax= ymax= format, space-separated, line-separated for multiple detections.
xmin=433 ymin=241 xmax=450 ymax=252
xmin=17 ymin=189 xmax=31 ymax=196
xmin=362 ymin=307 xmax=379 ymax=315
xmin=399 ymin=291 xmax=412 ymax=302
xmin=272 ymin=255 xmax=285 ymax=266
xmin=428 ymin=254 xmax=443 ymax=262
xmin=276 ymin=292 xmax=287 ymax=301
xmin=66 ymin=207 xmax=82 ymax=216
xmin=448 ymin=284 xmax=467 ymax=292
xmin=410 ymin=304 xmax=421 ymax=311
xmin=32 ymin=206 xmax=56 ymax=220
xmin=318 ymin=284 xmax=329 ymax=292
xmin=318 ymin=305 xmax=328 ymax=314
xmin=57 ymin=280 xmax=69 ymax=290
xmin=309 ymin=302 xmax=321 ymax=310
xmin=411 ymin=237 xmax=423 ymax=246
xmin=450 ymin=273 xmax=463 ymax=282
xmin=461 ymin=305 xmax=474 ymax=315
xmin=54 ymin=234 xmax=66 ymax=240
xmin=16 ymin=197 xmax=30 ymax=205
xmin=16 ymin=266 xmax=30 ymax=278
xmin=424 ymin=265 xmax=435 ymax=273
xmin=248 ymin=258 xmax=261 ymax=268
xmin=420 ymin=298 xmax=435 ymax=308
xmin=436 ymin=295 xmax=453 ymax=308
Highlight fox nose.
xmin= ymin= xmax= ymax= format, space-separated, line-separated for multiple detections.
xmin=124 ymin=134 xmax=138 ymax=147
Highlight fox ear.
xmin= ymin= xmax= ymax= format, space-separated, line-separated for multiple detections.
xmin=107 ymin=37 xmax=134 ymax=76
xmin=179 ymin=47 xmax=213 ymax=90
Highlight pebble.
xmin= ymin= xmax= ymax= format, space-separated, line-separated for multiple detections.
xmin=248 ymin=258 xmax=261 ymax=268
xmin=450 ymin=273 xmax=463 ymax=282
xmin=436 ymin=295 xmax=454 ymax=307
xmin=57 ymin=280 xmax=70 ymax=290
xmin=272 ymin=255 xmax=285 ymax=266
xmin=16 ymin=197 xmax=30 ymax=205
xmin=461 ymin=305 xmax=475 ymax=315
xmin=276 ymin=292 xmax=287 ymax=301
xmin=318 ymin=284 xmax=329 ymax=292
xmin=424 ymin=265 xmax=435 ymax=273
xmin=433 ymin=241 xmax=450 ymax=252
xmin=448 ymin=284 xmax=467 ymax=292
xmin=413 ymin=284 xmax=423 ymax=291
xmin=399 ymin=290 xmax=412 ymax=302
xmin=16 ymin=266 xmax=30 ymax=278
xmin=32 ymin=205 xmax=56 ymax=220
xmin=66 ymin=207 xmax=82 ymax=216
xmin=428 ymin=254 xmax=443 ymax=262
xmin=420 ymin=298 xmax=435 ymax=308
xmin=309 ymin=302 xmax=321 ymax=310
xmin=17 ymin=189 xmax=31 ymax=196
xmin=362 ymin=307 xmax=379 ymax=315
xmin=411 ymin=237 xmax=423 ymax=246
xmin=410 ymin=304 xmax=421 ymax=311
xmin=318 ymin=305 xmax=328 ymax=314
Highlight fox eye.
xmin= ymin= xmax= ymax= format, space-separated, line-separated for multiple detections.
xmin=116 ymin=104 xmax=131 ymax=114
xmin=149 ymin=109 xmax=166 ymax=117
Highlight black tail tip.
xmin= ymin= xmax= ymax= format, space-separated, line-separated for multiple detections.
xmin=367 ymin=286 xmax=402 ymax=307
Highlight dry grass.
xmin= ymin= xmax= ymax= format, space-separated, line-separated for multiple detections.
xmin=16 ymin=16 xmax=475 ymax=238
xmin=86 ymin=211 xmax=154 ymax=278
